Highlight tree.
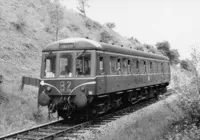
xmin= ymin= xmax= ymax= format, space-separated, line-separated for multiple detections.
xmin=190 ymin=45 xmax=200 ymax=93
xmin=77 ymin=0 xmax=89 ymax=17
xmin=104 ymin=22 xmax=116 ymax=29
xmin=99 ymin=30 xmax=113 ymax=43
xmin=156 ymin=41 xmax=170 ymax=56
xmin=156 ymin=41 xmax=180 ymax=64
xmin=48 ymin=0 xmax=64 ymax=41
xmin=168 ymin=49 xmax=180 ymax=64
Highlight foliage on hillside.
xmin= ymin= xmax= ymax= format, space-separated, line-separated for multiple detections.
xmin=156 ymin=41 xmax=180 ymax=64
xmin=155 ymin=41 xmax=179 ymax=64
xmin=0 ymin=0 xmax=160 ymax=136
xmin=0 ymin=0 xmax=146 ymax=86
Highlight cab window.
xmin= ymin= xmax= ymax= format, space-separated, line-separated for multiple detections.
xmin=44 ymin=54 xmax=56 ymax=78
xmin=76 ymin=52 xmax=91 ymax=77
xmin=59 ymin=53 xmax=73 ymax=77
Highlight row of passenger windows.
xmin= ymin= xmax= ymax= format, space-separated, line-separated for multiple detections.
xmin=98 ymin=55 xmax=170 ymax=75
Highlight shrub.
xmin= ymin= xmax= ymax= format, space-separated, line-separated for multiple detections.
xmin=99 ymin=30 xmax=113 ymax=43
xmin=104 ymin=22 xmax=116 ymax=29
xmin=180 ymin=60 xmax=190 ymax=71
xmin=11 ymin=16 xmax=26 ymax=32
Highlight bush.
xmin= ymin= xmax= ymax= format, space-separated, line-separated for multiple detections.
xmin=104 ymin=22 xmax=116 ymax=29
xmin=163 ymin=79 xmax=200 ymax=139
xmin=85 ymin=19 xmax=102 ymax=30
xmin=11 ymin=16 xmax=26 ymax=32
xmin=99 ymin=30 xmax=113 ymax=43
xmin=180 ymin=60 xmax=191 ymax=71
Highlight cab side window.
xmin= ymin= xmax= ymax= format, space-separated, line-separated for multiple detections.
xmin=76 ymin=52 xmax=91 ymax=77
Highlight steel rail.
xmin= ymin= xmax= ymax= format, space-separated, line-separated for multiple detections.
xmin=0 ymin=91 xmax=172 ymax=140
xmin=0 ymin=119 xmax=64 ymax=140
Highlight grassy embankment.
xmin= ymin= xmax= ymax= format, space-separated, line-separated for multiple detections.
xmin=162 ymin=66 xmax=200 ymax=139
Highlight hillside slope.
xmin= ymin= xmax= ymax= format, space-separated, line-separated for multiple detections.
xmin=0 ymin=0 xmax=144 ymax=89
xmin=0 ymin=0 xmax=160 ymax=136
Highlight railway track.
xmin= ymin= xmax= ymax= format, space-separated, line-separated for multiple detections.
xmin=0 ymin=92 xmax=172 ymax=140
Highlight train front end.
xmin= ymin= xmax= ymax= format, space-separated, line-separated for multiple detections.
xmin=38 ymin=39 xmax=98 ymax=119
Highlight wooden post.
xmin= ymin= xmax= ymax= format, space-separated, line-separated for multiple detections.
xmin=0 ymin=75 xmax=3 ymax=84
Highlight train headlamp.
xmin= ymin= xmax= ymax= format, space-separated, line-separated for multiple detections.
xmin=81 ymin=86 xmax=85 ymax=92
xmin=46 ymin=86 xmax=52 ymax=92
xmin=88 ymin=91 xmax=93 ymax=95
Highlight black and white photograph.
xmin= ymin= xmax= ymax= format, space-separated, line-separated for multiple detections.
xmin=0 ymin=0 xmax=200 ymax=139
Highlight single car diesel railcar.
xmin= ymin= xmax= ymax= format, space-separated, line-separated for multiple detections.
xmin=36 ymin=38 xmax=170 ymax=119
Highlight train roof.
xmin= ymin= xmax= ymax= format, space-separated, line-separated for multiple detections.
xmin=42 ymin=38 xmax=169 ymax=61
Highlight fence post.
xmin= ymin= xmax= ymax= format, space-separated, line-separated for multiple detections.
xmin=0 ymin=75 xmax=3 ymax=84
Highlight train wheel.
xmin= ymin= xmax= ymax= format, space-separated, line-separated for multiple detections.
xmin=128 ymin=90 xmax=138 ymax=104
xmin=149 ymin=87 xmax=154 ymax=98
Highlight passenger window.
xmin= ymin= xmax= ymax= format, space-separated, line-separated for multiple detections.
xmin=122 ymin=58 xmax=128 ymax=74
xmin=99 ymin=56 xmax=104 ymax=75
xmin=136 ymin=60 xmax=139 ymax=73
xmin=139 ymin=60 xmax=144 ymax=74
xmin=128 ymin=60 xmax=131 ymax=74
xmin=110 ymin=56 xmax=117 ymax=74
xmin=161 ymin=63 xmax=164 ymax=73
xmin=158 ymin=63 xmax=161 ymax=73
xmin=76 ymin=52 xmax=91 ymax=77
xmin=44 ymin=54 xmax=56 ymax=78
xmin=131 ymin=59 xmax=136 ymax=74
xmin=153 ymin=62 xmax=157 ymax=73
xmin=150 ymin=61 xmax=153 ymax=73
xmin=144 ymin=61 xmax=146 ymax=73
xmin=117 ymin=59 xmax=121 ymax=74
xmin=60 ymin=53 xmax=73 ymax=77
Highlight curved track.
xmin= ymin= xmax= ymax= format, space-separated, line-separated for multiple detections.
xmin=0 ymin=91 xmax=172 ymax=140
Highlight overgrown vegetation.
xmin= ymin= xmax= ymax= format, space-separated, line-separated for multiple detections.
xmin=100 ymin=30 xmax=113 ymax=43
xmin=0 ymin=83 xmax=47 ymax=136
xmin=156 ymin=41 xmax=180 ymax=64
xmin=163 ymin=46 xmax=200 ymax=140
xmin=11 ymin=14 xmax=27 ymax=32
